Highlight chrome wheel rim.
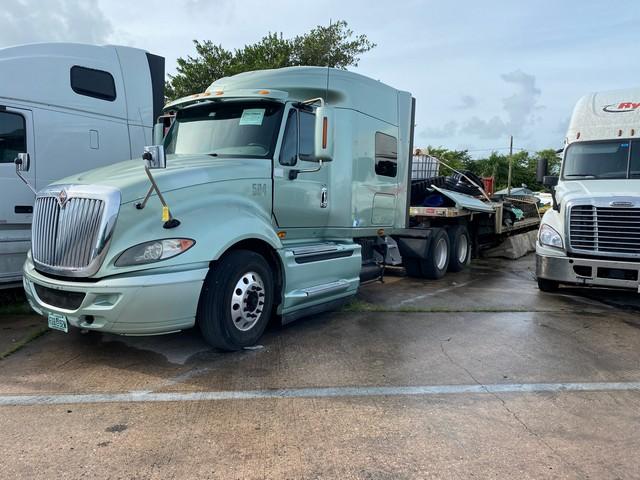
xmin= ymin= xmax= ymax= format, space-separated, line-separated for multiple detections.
xmin=457 ymin=236 xmax=468 ymax=264
xmin=435 ymin=238 xmax=448 ymax=271
xmin=230 ymin=271 xmax=265 ymax=331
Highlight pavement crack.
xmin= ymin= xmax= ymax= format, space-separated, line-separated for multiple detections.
xmin=440 ymin=339 xmax=589 ymax=480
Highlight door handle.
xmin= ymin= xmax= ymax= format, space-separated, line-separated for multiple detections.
xmin=320 ymin=186 xmax=328 ymax=208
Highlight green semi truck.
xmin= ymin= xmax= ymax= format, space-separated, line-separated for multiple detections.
xmin=19 ymin=66 xmax=537 ymax=350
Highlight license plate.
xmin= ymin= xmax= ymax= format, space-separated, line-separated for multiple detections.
xmin=48 ymin=313 xmax=68 ymax=333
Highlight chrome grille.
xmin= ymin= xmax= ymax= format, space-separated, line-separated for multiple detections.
xmin=31 ymin=185 xmax=120 ymax=277
xmin=32 ymin=197 xmax=104 ymax=268
xmin=569 ymin=205 xmax=640 ymax=256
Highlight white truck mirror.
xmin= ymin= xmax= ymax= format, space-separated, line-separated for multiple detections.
xmin=153 ymin=123 xmax=165 ymax=146
xmin=15 ymin=152 xmax=30 ymax=172
xmin=314 ymin=106 xmax=334 ymax=162
xmin=142 ymin=145 xmax=166 ymax=169
xmin=14 ymin=153 xmax=36 ymax=194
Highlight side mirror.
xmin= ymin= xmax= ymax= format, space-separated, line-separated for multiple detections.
xmin=543 ymin=176 xmax=559 ymax=188
xmin=536 ymin=157 xmax=548 ymax=183
xmin=314 ymin=106 xmax=334 ymax=162
xmin=153 ymin=123 xmax=165 ymax=145
xmin=142 ymin=145 xmax=166 ymax=169
xmin=15 ymin=152 xmax=30 ymax=172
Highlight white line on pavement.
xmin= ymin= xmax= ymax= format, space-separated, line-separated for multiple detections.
xmin=1 ymin=381 xmax=639 ymax=406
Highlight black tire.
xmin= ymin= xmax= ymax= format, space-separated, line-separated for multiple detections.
xmin=197 ymin=250 xmax=274 ymax=351
xmin=537 ymin=278 xmax=560 ymax=293
xmin=404 ymin=260 xmax=423 ymax=278
xmin=421 ymin=228 xmax=450 ymax=279
xmin=447 ymin=225 xmax=471 ymax=272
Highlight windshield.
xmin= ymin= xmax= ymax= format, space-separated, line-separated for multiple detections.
xmin=164 ymin=100 xmax=284 ymax=158
xmin=563 ymin=139 xmax=640 ymax=180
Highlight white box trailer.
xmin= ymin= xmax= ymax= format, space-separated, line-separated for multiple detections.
xmin=0 ymin=43 xmax=164 ymax=286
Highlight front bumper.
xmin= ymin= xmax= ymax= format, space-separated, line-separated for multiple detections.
xmin=23 ymin=257 xmax=209 ymax=335
xmin=536 ymin=248 xmax=640 ymax=292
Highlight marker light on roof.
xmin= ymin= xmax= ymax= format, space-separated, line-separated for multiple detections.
xmin=258 ymin=90 xmax=270 ymax=95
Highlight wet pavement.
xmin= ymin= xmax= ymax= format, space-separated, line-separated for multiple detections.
xmin=1 ymin=254 xmax=639 ymax=479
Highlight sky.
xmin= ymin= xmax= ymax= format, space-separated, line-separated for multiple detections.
xmin=2 ymin=0 xmax=639 ymax=156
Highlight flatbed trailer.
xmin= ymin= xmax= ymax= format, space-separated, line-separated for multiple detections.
xmin=392 ymin=188 xmax=540 ymax=279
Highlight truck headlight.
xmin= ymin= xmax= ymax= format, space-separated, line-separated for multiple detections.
xmin=115 ymin=239 xmax=195 ymax=266
xmin=538 ymin=224 xmax=563 ymax=249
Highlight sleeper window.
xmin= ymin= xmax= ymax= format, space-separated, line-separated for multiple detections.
xmin=0 ymin=112 xmax=26 ymax=164
xmin=70 ymin=66 xmax=116 ymax=101
xmin=375 ymin=132 xmax=398 ymax=177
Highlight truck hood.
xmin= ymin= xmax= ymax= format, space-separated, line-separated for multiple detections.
xmin=50 ymin=155 xmax=272 ymax=204
xmin=557 ymin=179 xmax=640 ymax=206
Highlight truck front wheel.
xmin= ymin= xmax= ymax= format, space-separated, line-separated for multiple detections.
xmin=197 ymin=250 xmax=274 ymax=351
xmin=537 ymin=278 xmax=559 ymax=293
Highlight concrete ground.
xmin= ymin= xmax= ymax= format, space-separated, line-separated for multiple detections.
xmin=1 ymin=254 xmax=639 ymax=479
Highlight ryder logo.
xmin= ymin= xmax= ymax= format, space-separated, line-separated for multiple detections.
xmin=603 ymin=102 xmax=640 ymax=113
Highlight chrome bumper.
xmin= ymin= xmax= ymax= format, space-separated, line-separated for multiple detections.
xmin=536 ymin=253 xmax=640 ymax=291
xmin=23 ymin=257 xmax=209 ymax=335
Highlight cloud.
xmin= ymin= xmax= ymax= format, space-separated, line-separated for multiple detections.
xmin=421 ymin=121 xmax=458 ymax=140
xmin=458 ymin=95 xmax=477 ymax=109
xmin=0 ymin=0 xmax=112 ymax=46
xmin=462 ymin=69 xmax=541 ymax=139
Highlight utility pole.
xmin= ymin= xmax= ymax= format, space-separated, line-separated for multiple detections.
xmin=507 ymin=135 xmax=513 ymax=195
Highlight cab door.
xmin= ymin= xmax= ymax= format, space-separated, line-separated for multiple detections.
xmin=0 ymin=106 xmax=35 ymax=224
xmin=0 ymin=105 xmax=35 ymax=283
xmin=272 ymin=106 xmax=330 ymax=229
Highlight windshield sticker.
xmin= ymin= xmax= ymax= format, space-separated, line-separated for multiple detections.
xmin=239 ymin=109 xmax=265 ymax=126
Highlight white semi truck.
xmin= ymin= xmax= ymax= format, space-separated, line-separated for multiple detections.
xmin=0 ymin=43 xmax=164 ymax=287
xmin=536 ymin=87 xmax=640 ymax=293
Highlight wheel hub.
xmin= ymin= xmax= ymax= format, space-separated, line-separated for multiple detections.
xmin=230 ymin=271 xmax=265 ymax=331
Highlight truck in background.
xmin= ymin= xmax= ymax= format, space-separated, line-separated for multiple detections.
xmin=19 ymin=66 xmax=537 ymax=350
xmin=536 ymin=87 xmax=640 ymax=293
xmin=0 ymin=43 xmax=164 ymax=286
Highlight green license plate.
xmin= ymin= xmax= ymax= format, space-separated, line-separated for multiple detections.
xmin=47 ymin=313 xmax=68 ymax=333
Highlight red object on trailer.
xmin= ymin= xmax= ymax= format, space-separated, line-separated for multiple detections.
xmin=482 ymin=177 xmax=495 ymax=196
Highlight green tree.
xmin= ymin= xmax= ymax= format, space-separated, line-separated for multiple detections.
xmin=165 ymin=21 xmax=376 ymax=101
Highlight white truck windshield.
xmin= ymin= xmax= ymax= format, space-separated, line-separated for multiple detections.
xmin=164 ymin=101 xmax=284 ymax=158
xmin=563 ymin=140 xmax=640 ymax=179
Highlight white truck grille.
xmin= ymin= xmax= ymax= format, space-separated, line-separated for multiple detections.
xmin=31 ymin=185 xmax=121 ymax=277
xmin=569 ymin=205 xmax=640 ymax=256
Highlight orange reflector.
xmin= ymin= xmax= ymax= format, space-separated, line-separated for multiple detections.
xmin=377 ymin=229 xmax=385 ymax=236
xmin=202 ymin=92 xmax=211 ymax=97
xmin=180 ymin=239 xmax=194 ymax=250
xmin=277 ymin=231 xmax=286 ymax=239
xmin=215 ymin=90 xmax=224 ymax=96
xmin=322 ymin=116 xmax=328 ymax=149
xmin=258 ymin=90 xmax=270 ymax=95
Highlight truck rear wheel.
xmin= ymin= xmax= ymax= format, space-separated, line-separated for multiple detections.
xmin=537 ymin=278 xmax=559 ymax=293
xmin=421 ymin=228 xmax=450 ymax=279
xmin=447 ymin=225 xmax=471 ymax=272
xmin=197 ymin=250 xmax=274 ymax=351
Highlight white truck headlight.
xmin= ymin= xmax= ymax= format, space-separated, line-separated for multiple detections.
xmin=115 ymin=239 xmax=195 ymax=266
xmin=539 ymin=224 xmax=563 ymax=249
